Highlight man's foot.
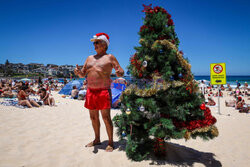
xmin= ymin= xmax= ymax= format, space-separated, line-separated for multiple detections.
xmin=85 ymin=140 xmax=101 ymax=147
xmin=105 ymin=145 xmax=114 ymax=152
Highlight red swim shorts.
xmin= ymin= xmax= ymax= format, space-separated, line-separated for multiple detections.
xmin=84 ymin=88 xmax=111 ymax=110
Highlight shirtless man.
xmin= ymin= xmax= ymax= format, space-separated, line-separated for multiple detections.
xmin=74 ymin=33 xmax=124 ymax=152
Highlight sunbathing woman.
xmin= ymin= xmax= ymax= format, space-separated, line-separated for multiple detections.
xmin=40 ymin=88 xmax=55 ymax=106
xmin=17 ymin=86 xmax=40 ymax=108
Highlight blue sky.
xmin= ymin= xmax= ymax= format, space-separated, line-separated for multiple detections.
xmin=0 ymin=0 xmax=249 ymax=75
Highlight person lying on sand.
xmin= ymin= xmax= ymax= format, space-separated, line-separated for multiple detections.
xmin=225 ymin=99 xmax=236 ymax=107
xmin=207 ymin=97 xmax=216 ymax=106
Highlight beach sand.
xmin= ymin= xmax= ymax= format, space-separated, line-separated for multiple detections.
xmin=0 ymin=91 xmax=249 ymax=167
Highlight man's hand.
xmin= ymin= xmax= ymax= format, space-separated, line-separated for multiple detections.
xmin=74 ymin=64 xmax=81 ymax=76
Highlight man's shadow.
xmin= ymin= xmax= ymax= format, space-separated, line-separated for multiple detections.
xmin=93 ymin=140 xmax=221 ymax=167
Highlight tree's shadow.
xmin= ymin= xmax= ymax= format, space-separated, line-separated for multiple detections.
xmin=93 ymin=140 xmax=221 ymax=167
xmin=149 ymin=142 xmax=222 ymax=167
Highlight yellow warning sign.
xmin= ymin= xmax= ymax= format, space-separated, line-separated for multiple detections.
xmin=210 ymin=63 xmax=226 ymax=85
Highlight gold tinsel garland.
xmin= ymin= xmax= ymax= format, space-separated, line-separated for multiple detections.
xmin=151 ymin=39 xmax=192 ymax=76
xmin=123 ymin=79 xmax=184 ymax=97
xmin=184 ymin=125 xmax=219 ymax=140
xmin=151 ymin=39 xmax=200 ymax=93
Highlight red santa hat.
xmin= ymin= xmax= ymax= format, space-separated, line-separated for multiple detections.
xmin=90 ymin=33 xmax=110 ymax=46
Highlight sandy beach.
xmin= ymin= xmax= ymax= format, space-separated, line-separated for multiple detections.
xmin=0 ymin=91 xmax=249 ymax=167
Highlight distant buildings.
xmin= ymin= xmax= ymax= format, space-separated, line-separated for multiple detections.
xmin=0 ymin=61 xmax=76 ymax=78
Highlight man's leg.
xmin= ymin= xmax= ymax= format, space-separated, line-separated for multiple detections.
xmin=86 ymin=110 xmax=101 ymax=147
xmin=101 ymin=109 xmax=113 ymax=151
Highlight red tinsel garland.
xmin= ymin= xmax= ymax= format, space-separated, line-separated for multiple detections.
xmin=140 ymin=25 xmax=154 ymax=32
xmin=142 ymin=4 xmax=167 ymax=14
xmin=173 ymin=107 xmax=217 ymax=130
xmin=160 ymin=107 xmax=217 ymax=131
xmin=130 ymin=54 xmax=143 ymax=78
xmin=167 ymin=19 xmax=174 ymax=26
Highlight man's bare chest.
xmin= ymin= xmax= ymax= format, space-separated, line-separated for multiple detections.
xmin=87 ymin=56 xmax=112 ymax=69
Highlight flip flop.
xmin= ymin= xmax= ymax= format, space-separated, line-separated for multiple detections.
xmin=85 ymin=141 xmax=101 ymax=147
xmin=105 ymin=145 xmax=114 ymax=152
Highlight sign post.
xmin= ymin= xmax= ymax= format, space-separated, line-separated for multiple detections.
xmin=210 ymin=63 xmax=226 ymax=115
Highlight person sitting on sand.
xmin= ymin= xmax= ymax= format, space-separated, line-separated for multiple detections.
xmin=39 ymin=88 xmax=55 ymax=106
xmin=0 ymin=83 xmax=15 ymax=98
xmin=0 ymin=86 xmax=3 ymax=97
xmin=226 ymin=83 xmax=232 ymax=91
xmin=17 ymin=86 xmax=40 ymax=108
xmin=244 ymin=82 xmax=248 ymax=93
xmin=215 ymin=89 xmax=223 ymax=97
xmin=113 ymin=77 xmax=127 ymax=85
xmin=71 ymin=86 xmax=79 ymax=99
xmin=220 ymin=85 xmax=225 ymax=91
xmin=209 ymin=89 xmax=213 ymax=96
xmin=235 ymin=96 xmax=245 ymax=110
xmin=45 ymin=83 xmax=51 ymax=94
xmin=78 ymin=81 xmax=87 ymax=100
xmin=207 ymin=97 xmax=216 ymax=106
xmin=239 ymin=104 xmax=250 ymax=113
xmin=1 ymin=89 xmax=15 ymax=98
xmin=244 ymin=90 xmax=249 ymax=96
xmin=78 ymin=86 xmax=87 ymax=100
xmin=26 ymin=85 xmax=37 ymax=95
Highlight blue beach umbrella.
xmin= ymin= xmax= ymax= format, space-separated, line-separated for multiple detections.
xmin=59 ymin=80 xmax=83 ymax=95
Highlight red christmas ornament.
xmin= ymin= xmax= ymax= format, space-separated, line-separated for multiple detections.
xmin=200 ymin=103 xmax=206 ymax=110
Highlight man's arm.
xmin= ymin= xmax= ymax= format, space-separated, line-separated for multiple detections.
xmin=75 ymin=57 xmax=89 ymax=78
xmin=111 ymin=54 xmax=124 ymax=77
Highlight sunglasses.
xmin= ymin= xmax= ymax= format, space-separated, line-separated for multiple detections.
xmin=93 ymin=41 xmax=102 ymax=45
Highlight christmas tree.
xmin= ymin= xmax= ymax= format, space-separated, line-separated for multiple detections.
xmin=113 ymin=5 xmax=219 ymax=161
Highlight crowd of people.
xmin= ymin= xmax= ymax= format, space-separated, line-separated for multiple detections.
xmin=0 ymin=78 xmax=61 ymax=108
xmin=200 ymin=80 xmax=249 ymax=113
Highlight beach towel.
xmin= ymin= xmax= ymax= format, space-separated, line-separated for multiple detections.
xmin=0 ymin=98 xmax=41 ymax=109
xmin=0 ymin=98 xmax=26 ymax=109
